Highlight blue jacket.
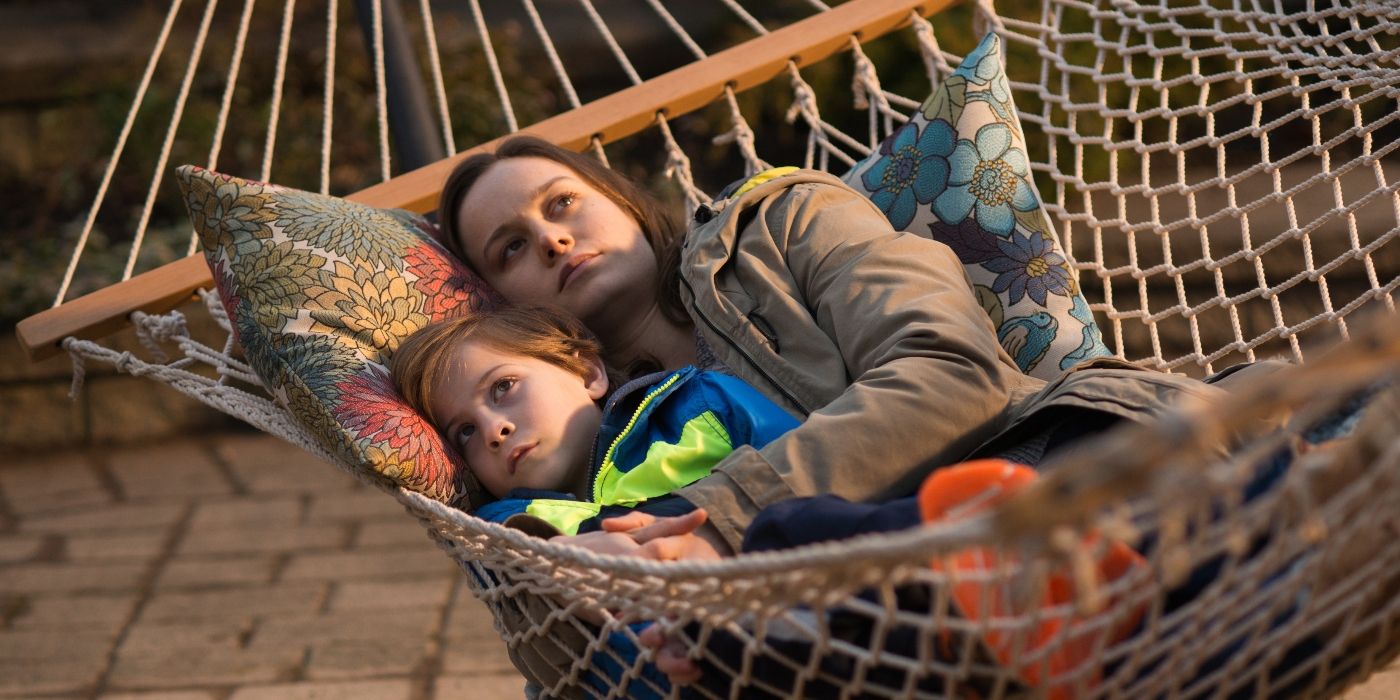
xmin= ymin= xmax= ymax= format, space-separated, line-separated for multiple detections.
xmin=475 ymin=366 xmax=798 ymax=535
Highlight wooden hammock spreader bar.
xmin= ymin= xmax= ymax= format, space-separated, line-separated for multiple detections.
xmin=15 ymin=0 xmax=954 ymax=361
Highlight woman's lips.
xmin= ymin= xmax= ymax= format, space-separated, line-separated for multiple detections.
xmin=558 ymin=254 xmax=598 ymax=291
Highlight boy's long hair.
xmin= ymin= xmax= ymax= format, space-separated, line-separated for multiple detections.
xmin=437 ymin=135 xmax=689 ymax=328
xmin=391 ymin=306 xmax=605 ymax=432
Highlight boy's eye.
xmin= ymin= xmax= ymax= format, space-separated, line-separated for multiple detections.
xmin=499 ymin=238 xmax=525 ymax=265
xmin=456 ymin=423 xmax=476 ymax=447
xmin=491 ymin=378 xmax=515 ymax=401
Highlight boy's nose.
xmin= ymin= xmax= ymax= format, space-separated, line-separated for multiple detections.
xmin=488 ymin=422 xmax=512 ymax=449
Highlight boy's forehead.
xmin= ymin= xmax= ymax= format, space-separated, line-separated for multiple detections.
xmin=446 ymin=342 xmax=514 ymax=388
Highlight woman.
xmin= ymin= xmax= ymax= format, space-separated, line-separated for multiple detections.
xmin=437 ymin=136 xmax=1233 ymax=563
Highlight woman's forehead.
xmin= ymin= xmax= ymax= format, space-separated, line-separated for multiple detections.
xmin=455 ymin=157 xmax=578 ymax=244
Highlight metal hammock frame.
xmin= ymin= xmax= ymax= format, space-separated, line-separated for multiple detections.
xmin=14 ymin=0 xmax=1400 ymax=698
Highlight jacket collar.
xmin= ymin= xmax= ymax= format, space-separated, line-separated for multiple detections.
xmin=587 ymin=366 xmax=701 ymax=496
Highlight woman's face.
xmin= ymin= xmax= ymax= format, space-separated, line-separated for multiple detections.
xmin=453 ymin=157 xmax=658 ymax=332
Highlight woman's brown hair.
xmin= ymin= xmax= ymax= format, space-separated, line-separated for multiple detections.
xmin=391 ymin=305 xmax=606 ymax=432
xmin=437 ymin=136 xmax=689 ymax=326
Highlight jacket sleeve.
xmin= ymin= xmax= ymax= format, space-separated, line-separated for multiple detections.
xmin=696 ymin=371 xmax=801 ymax=450
xmin=676 ymin=182 xmax=1027 ymax=550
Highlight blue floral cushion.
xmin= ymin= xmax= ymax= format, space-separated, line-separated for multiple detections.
xmin=842 ymin=33 xmax=1111 ymax=378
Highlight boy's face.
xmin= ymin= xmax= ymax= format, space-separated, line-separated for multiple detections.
xmin=430 ymin=341 xmax=609 ymax=500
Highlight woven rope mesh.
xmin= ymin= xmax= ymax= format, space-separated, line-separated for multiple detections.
xmin=997 ymin=0 xmax=1400 ymax=374
xmin=50 ymin=0 xmax=1400 ymax=698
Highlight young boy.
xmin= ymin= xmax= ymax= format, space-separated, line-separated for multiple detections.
xmin=391 ymin=305 xmax=799 ymax=537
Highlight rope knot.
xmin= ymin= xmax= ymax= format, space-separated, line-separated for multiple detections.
xmin=784 ymin=61 xmax=822 ymax=125
xmin=132 ymin=310 xmax=176 ymax=363
xmin=64 ymin=338 xmax=87 ymax=400
xmin=972 ymin=0 xmax=1006 ymax=38
xmin=848 ymin=38 xmax=885 ymax=112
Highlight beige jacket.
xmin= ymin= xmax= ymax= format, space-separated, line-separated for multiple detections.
xmin=673 ymin=170 xmax=1230 ymax=550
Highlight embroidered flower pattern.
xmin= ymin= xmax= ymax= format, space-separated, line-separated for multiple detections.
xmin=930 ymin=218 xmax=1001 ymax=265
xmin=860 ymin=118 xmax=956 ymax=230
xmin=184 ymin=169 xmax=277 ymax=256
xmin=963 ymin=34 xmax=1014 ymax=107
xmin=984 ymin=230 xmax=1072 ymax=306
xmin=278 ymin=194 xmax=418 ymax=268
xmin=404 ymin=244 xmax=501 ymax=319
xmin=305 ymin=262 xmax=429 ymax=354
xmin=278 ymin=334 xmax=357 ymax=404
xmin=932 ymin=123 xmax=1040 ymax=238
xmin=841 ymin=32 xmax=1111 ymax=380
xmin=176 ymin=165 xmax=491 ymax=506
xmin=335 ymin=366 xmax=465 ymax=503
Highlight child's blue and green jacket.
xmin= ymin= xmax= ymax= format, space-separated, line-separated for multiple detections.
xmin=474 ymin=365 xmax=798 ymax=536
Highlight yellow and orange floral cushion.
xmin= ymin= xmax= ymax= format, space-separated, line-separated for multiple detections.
xmin=176 ymin=165 xmax=498 ymax=507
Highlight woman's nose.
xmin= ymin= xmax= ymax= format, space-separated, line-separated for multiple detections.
xmin=537 ymin=227 xmax=573 ymax=261
xmin=488 ymin=421 xmax=512 ymax=449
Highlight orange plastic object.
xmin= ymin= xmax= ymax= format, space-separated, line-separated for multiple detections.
xmin=918 ymin=459 xmax=1147 ymax=699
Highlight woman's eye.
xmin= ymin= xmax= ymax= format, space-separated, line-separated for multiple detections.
xmin=551 ymin=193 xmax=576 ymax=215
xmin=491 ymin=378 xmax=515 ymax=401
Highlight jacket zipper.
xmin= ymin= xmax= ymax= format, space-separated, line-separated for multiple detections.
xmin=586 ymin=369 xmax=672 ymax=500
xmin=680 ymin=275 xmax=812 ymax=415
xmin=593 ymin=371 xmax=686 ymax=503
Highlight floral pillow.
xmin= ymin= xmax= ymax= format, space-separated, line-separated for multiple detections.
xmin=176 ymin=165 xmax=498 ymax=508
xmin=842 ymin=32 xmax=1111 ymax=378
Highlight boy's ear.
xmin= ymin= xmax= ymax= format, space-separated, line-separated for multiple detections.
xmin=582 ymin=354 xmax=609 ymax=401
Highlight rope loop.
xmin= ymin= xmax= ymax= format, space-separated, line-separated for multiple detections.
xmin=909 ymin=10 xmax=951 ymax=87
xmin=848 ymin=37 xmax=897 ymax=146
xmin=201 ymin=289 xmax=233 ymax=333
xmin=972 ymin=0 xmax=1005 ymax=39
xmin=64 ymin=338 xmax=87 ymax=400
xmin=848 ymin=37 xmax=879 ymax=111
xmin=713 ymin=85 xmax=769 ymax=176
xmin=784 ymin=62 xmax=820 ymax=126
xmin=131 ymin=311 xmax=169 ymax=364
xmin=656 ymin=114 xmax=710 ymax=216
xmin=131 ymin=308 xmax=191 ymax=364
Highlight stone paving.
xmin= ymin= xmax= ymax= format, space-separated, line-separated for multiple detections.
xmin=2 ymin=430 xmax=1398 ymax=699
xmin=0 ymin=430 xmax=522 ymax=699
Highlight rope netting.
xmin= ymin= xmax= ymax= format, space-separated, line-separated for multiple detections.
xmin=60 ymin=307 xmax=1400 ymax=698
xmin=1006 ymin=0 xmax=1400 ymax=375
xmin=42 ymin=0 xmax=1400 ymax=697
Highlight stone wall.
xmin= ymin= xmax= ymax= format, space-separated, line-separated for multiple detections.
xmin=1 ymin=300 xmax=241 ymax=451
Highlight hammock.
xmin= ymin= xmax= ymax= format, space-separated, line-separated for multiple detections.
xmin=15 ymin=0 xmax=1400 ymax=697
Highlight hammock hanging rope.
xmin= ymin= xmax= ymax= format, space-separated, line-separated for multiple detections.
xmin=16 ymin=0 xmax=1400 ymax=697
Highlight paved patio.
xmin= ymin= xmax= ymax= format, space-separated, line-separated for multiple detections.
xmin=0 ymin=430 xmax=521 ymax=699
xmin=1 ymin=429 xmax=1397 ymax=699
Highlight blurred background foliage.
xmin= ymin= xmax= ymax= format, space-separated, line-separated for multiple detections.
xmin=2 ymin=0 xmax=1389 ymax=327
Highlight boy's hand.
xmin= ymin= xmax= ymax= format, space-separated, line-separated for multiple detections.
xmin=639 ymin=623 xmax=704 ymax=686
xmin=550 ymin=509 xmax=721 ymax=686
xmin=549 ymin=530 xmax=657 ymax=557
xmin=600 ymin=509 xmax=728 ymax=561
xmin=547 ymin=509 xmax=725 ymax=560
